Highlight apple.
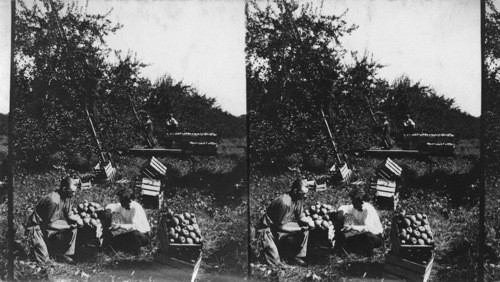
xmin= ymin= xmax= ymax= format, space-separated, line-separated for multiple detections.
xmin=421 ymin=233 xmax=428 ymax=240
xmin=186 ymin=238 xmax=194 ymax=244
xmin=184 ymin=212 xmax=191 ymax=220
xmin=406 ymin=227 xmax=413 ymax=234
xmin=171 ymin=217 xmax=179 ymax=226
xmin=190 ymin=232 xmax=197 ymax=239
xmin=314 ymin=219 xmax=323 ymax=228
xmin=401 ymin=240 xmax=406 ymax=245
xmin=187 ymin=225 xmax=194 ymax=232
xmin=410 ymin=237 xmax=417 ymax=245
xmin=323 ymin=214 xmax=330 ymax=221
xmin=308 ymin=220 xmax=315 ymax=229
xmin=417 ymin=239 xmax=425 ymax=245
xmin=418 ymin=226 xmax=426 ymax=233
xmin=403 ymin=219 xmax=411 ymax=228
xmin=409 ymin=216 xmax=418 ymax=224
xmin=416 ymin=213 xmax=423 ymax=221
xmin=321 ymin=221 xmax=330 ymax=229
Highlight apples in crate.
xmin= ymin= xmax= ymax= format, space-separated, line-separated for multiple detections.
xmin=164 ymin=210 xmax=203 ymax=245
xmin=300 ymin=202 xmax=337 ymax=230
xmin=68 ymin=200 xmax=104 ymax=238
xmin=396 ymin=212 xmax=434 ymax=246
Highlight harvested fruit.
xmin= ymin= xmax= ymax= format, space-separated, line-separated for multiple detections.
xmin=164 ymin=210 xmax=203 ymax=245
xmin=396 ymin=213 xmax=434 ymax=246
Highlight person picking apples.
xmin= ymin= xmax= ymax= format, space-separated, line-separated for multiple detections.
xmin=335 ymin=187 xmax=384 ymax=257
xmin=101 ymin=188 xmax=151 ymax=255
xmin=25 ymin=175 xmax=81 ymax=264
xmin=256 ymin=178 xmax=311 ymax=267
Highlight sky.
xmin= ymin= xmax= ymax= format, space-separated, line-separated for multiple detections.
xmin=0 ymin=0 xmax=10 ymax=114
xmin=0 ymin=0 xmax=482 ymax=116
xmin=327 ymin=0 xmax=481 ymax=116
xmin=0 ymin=0 xmax=246 ymax=116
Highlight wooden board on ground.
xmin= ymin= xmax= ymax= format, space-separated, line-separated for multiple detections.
xmin=127 ymin=146 xmax=217 ymax=156
xmin=363 ymin=148 xmax=454 ymax=158
xmin=384 ymin=253 xmax=434 ymax=282
xmin=154 ymin=251 xmax=202 ymax=282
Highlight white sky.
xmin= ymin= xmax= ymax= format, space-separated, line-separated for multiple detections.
xmin=0 ymin=0 xmax=482 ymax=116
xmin=0 ymin=0 xmax=10 ymax=114
xmin=0 ymin=0 xmax=247 ymax=116
xmin=327 ymin=0 xmax=481 ymax=116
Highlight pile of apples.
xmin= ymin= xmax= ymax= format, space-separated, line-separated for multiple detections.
xmin=67 ymin=200 xmax=103 ymax=231
xmin=299 ymin=202 xmax=336 ymax=230
xmin=164 ymin=210 xmax=203 ymax=245
xmin=396 ymin=212 xmax=434 ymax=246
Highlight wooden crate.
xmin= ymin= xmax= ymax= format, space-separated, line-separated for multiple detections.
xmin=188 ymin=142 xmax=218 ymax=154
xmin=370 ymin=179 xmax=397 ymax=194
xmin=135 ymin=177 xmax=161 ymax=193
xmin=154 ymin=251 xmax=202 ymax=282
xmin=93 ymin=161 xmax=116 ymax=181
xmin=158 ymin=216 xmax=203 ymax=261
xmin=384 ymin=253 xmax=434 ymax=282
xmin=165 ymin=132 xmax=218 ymax=143
xmin=375 ymin=193 xmax=399 ymax=211
xmin=141 ymin=191 xmax=163 ymax=210
xmin=329 ymin=163 xmax=352 ymax=183
xmin=376 ymin=158 xmax=402 ymax=181
xmin=141 ymin=157 xmax=167 ymax=179
xmin=390 ymin=216 xmax=434 ymax=263
xmin=81 ymin=181 xmax=92 ymax=190
xmin=424 ymin=143 xmax=455 ymax=155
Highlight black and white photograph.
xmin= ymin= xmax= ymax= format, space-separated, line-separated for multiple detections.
xmin=1 ymin=0 xmax=247 ymax=281
xmin=248 ymin=0 xmax=481 ymax=280
xmin=2 ymin=0 xmax=500 ymax=281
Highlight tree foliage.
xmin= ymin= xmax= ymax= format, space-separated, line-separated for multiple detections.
xmin=13 ymin=0 xmax=244 ymax=171
xmin=248 ymin=0 xmax=479 ymax=172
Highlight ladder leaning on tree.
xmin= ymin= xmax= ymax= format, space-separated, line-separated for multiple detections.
xmin=43 ymin=0 xmax=114 ymax=168
xmin=280 ymin=0 xmax=351 ymax=182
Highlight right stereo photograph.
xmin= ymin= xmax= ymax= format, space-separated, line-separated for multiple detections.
xmin=248 ymin=0 xmax=482 ymax=281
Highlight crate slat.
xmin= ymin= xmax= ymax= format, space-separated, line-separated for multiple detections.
xmin=384 ymin=253 xmax=434 ymax=282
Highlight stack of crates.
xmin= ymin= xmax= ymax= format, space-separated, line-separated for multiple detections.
xmin=138 ymin=157 xmax=166 ymax=209
xmin=372 ymin=158 xmax=402 ymax=210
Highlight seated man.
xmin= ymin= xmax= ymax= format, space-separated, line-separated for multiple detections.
xmin=336 ymin=187 xmax=384 ymax=257
xmin=257 ymin=178 xmax=310 ymax=266
xmin=102 ymin=188 xmax=151 ymax=255
xmin=25 ymin=176 xmax=80 ymax=264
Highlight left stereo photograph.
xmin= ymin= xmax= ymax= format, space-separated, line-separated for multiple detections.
xmin=2 ymin=1 xmax=247 ymax=281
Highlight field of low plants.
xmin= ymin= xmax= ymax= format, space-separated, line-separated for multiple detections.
xmin=250 ymin=139 xmax=480 ymax=281
xmin=3 ymin=137 xmax=247 ymax=281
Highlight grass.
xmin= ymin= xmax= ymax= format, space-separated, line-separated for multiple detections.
xmin=250 ymin=139 xmax=480 ymax=281
xmin=5 ymin=137 xmax=248 ymax=281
